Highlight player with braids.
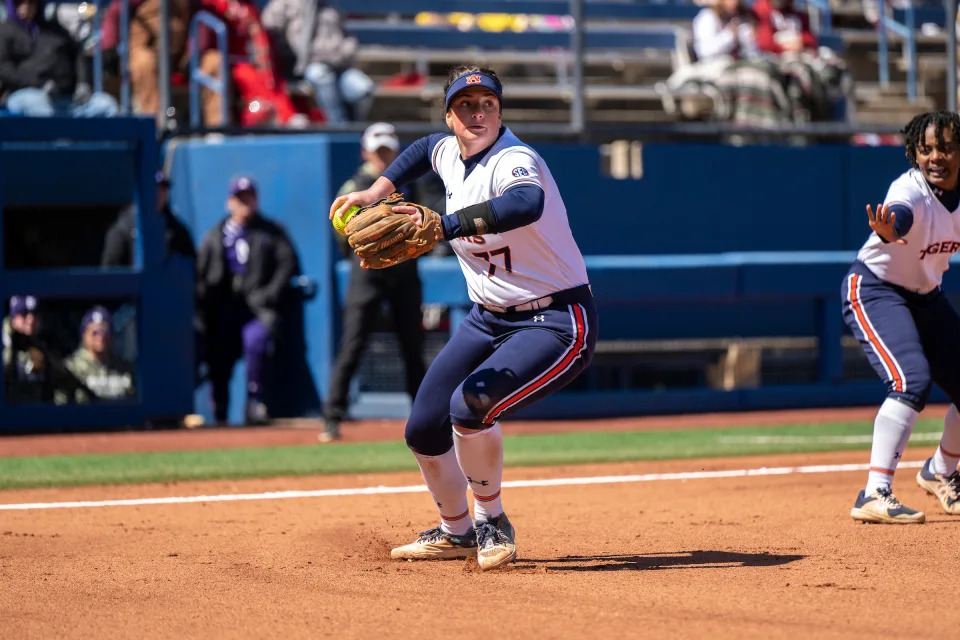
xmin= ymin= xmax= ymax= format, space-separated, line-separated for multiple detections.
xmin=330 ymin=65 xmax=597 ymax=569
xmin=844 ymin=110 xmax=960 ymax=524
xmin=903 ymin=111 xmax=960 ymax=168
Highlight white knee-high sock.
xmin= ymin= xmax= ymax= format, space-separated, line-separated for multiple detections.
xmin=453 ymin=423 xmax=504 ymax=522
xmin=412 ymin=449 xmax=472 ymax=535
xmin=865 ymin=398 xmax=920 ymax=493
xmin=930 ymin=404 xmax=960 ymax=475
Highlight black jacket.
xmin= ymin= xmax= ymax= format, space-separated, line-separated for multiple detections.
xmin=101 ymin=204 xmax=197 ymax=267
xmin=0 ymin=15 xmax=87 ymax=98
xmin=196 ymin=214 xmax=298 ymax=333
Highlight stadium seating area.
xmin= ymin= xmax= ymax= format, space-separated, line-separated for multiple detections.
xmin=0 ymin=0 xmax=939 ymax=131
xmin=341 ymin=0 xmax=949 ymax=129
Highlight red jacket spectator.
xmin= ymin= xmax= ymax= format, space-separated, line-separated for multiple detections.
xmin=197 ymin=0 xmax=300 ymax=126
xmin=752 ymin=0 xmax=817 ymax=54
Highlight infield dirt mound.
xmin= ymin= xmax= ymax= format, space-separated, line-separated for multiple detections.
xmin=0 ymin=449 xmax=951 ymax=639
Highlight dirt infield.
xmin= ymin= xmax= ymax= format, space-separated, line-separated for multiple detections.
xmin=0 ymin=446 xmax=953 ymax=639
xmin=4 ymin=404 xmax=950 ymax=457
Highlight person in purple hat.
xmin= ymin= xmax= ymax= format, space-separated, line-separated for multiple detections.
xmin=63 ymin=306 xmax=136 ymax=401
xmin=0 ymin=0 xmax=118 ymax=117
xmin=196 ymin=175 xmax=299 ymax=425
xmin=4 ymin=296 xmax=92 ymax=404
xmin=102 ymin=172 xmax=196 ymax=267
xmin=3 ymin=295 xmax=46 ymax=400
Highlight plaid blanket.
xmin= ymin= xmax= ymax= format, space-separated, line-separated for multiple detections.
xmin=666 ymin=52 xmax=848 ymax=127
xmin=666 ymin=57 xmax=792 ymax=128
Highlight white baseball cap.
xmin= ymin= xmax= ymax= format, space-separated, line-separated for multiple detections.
xmin=361 ymin=122 xmax=400 ymax=152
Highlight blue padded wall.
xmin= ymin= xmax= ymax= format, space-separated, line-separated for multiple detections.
xmin=167 ymin=134 xmax=358 ymax=424
xmin=535 ymin=142 xmax=907 ymax=255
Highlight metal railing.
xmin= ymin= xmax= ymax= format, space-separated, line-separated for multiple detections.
xmin=92 ymin=0 xmax=131 ymax=114
xmin=798 ymin=0 xmax=833 ymax=35
xmin=188 ymin=11 xmax=231 ymax=128
xmin=877 ymin=0 xmax=918 ymax=101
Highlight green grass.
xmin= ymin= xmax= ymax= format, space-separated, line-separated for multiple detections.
xmin=0 ymin=419 xmax=944 ymax=490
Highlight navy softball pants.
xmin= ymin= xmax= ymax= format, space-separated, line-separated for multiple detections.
xmin=841 ymin=261 xmax=960 ymax=411
xmin=405 ymin=286 xmax=597 ymax=456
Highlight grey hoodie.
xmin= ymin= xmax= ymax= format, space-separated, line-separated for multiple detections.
xmin=261 ymin=0 xmax=357 ymax=75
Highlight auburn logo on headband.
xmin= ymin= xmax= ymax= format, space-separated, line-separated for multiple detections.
xmin=466 ymin=75 xmax=482 ymax=85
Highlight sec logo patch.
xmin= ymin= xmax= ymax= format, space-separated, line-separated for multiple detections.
xmin=511 ymin=167 xmax=529 ymax=177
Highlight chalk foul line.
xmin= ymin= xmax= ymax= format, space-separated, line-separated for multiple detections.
xmin=0 ymin=460 xmax=926 ymax=511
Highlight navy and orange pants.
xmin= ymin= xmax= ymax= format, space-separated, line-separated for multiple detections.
xmin=842 ymin=260 xmax=960 ymax=411
xmin=405 ymin=286 xmax=597 ymax=456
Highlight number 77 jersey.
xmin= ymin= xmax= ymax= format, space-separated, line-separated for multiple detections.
xmin=431 ymin=127 xmax=590 ymax=308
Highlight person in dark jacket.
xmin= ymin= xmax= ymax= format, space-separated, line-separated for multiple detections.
xmin=2 ymin=295 xmax=89 ymax=404
xmin=0 ymin=0 xmax=118 ymax=116
xmin=196 ymin=175 xmax=298 ymax=425
xmin=101 ymin=172 xmax=196 ymax=267
xmin=320 ymin=123 xmax=428 ymax=442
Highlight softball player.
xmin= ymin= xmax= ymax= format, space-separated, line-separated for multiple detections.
xmin=330 ymin=65 xmax=597 ymax=569
xmin=844 ymin=110 xmax=960 ymax=524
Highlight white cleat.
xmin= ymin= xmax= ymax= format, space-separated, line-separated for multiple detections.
xmin=475 ymin=513 xmax=517 ymax=571
xmin=390 ymin=526 xmax=478 ymax=560
xmin=851 ymin=487 xmax=925 ymax=524
xmin=916 ymin=458 xmax=960 ymax=515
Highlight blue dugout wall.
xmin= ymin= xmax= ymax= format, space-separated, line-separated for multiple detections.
xmin=0 ymin=118 xmax=193 ymax=433
xmin=167 ymin=134 xmax=359 ymax=424
xmin=166 ymin=134 xmax=951 ymax=422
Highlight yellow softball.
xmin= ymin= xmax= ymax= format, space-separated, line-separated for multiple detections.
xmin=333 ymin=205 xmax=360 ymax=235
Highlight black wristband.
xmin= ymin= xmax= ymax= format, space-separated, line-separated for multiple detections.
xmin=453 ymin=201 xmax=496 ymax=237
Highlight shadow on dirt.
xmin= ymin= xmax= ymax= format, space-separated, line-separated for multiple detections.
xmin=515 ymin=550 xmax=805 ymax=572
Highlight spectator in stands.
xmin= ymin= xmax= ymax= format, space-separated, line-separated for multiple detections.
xmin=196 ymin=175 xmax=298 ymax=425
xmin=102 ymin=172 xmax=196 ymax=267
xmin=99 ymin=0 xmax=190 ymax=118
xmin=321 ymin=123 xmax=427 ymax=442
xmin=64 ymin=306 xmax=136 ymax=401
xmin=753 ymin=0 xmax=848 ymax=122
xmin=261 ymin=0 xmax=373 ymax=125
xmin=692 ymin=0 xmax=758 ymax=60
xmin=2 ymin=295 xmax=72 ymax=404
xmin=197 ymin=0 xmax=307 ymax=128
xmin=753 ymin=0 xmax=816 ymax=55
xmin=0 ymin=0 xmax=118 ymax=117
xmin=666 ymin=0 xmax=792 ymax=127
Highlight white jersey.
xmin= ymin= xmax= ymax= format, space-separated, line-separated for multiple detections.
xmin=857 ymin=168 xmax=960 ymax=294
xmin=430 ymin=127 xmax=589 ymax=307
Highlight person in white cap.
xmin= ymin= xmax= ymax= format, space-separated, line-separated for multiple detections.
xmin=320 ymin=123 xmax=427 ymax=442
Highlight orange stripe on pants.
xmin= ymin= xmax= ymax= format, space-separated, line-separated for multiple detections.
xmin=848 ymin=274 xmax=904 ymax=392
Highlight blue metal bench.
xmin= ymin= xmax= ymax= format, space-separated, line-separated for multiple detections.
xmin=344 ymin=0 xmax=700 ymax=20
xmin=349 ymin=21 xmax=679 ymax=51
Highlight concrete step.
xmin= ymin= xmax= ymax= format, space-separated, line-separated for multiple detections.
xmin=857 ymin=95 xmax=936 ymax=111
xmin=856 ymin=110 xmax=928 ymax=126
xmin=838 ymin=27 xmax=946 ymax=48
xmin=853 ymin=82 xmax=911 ymax=99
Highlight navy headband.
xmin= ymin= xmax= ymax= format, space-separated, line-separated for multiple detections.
xmin=444 ymin=72 xmax=503 ymax=110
